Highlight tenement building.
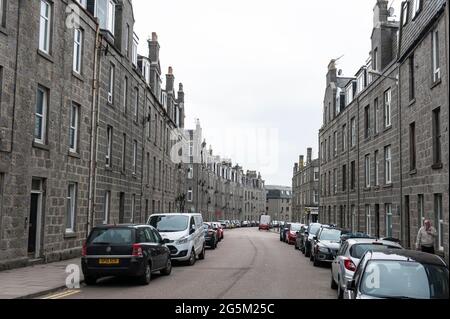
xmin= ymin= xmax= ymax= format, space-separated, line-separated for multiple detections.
xmin=318 ymin=0 xmax=448 ymax=262
xmin=265 ymin=185 xmax=292 ymax=222
xmin=0 ymin=0 xmax=187 ymax=270
xmin=185 ymin=120 xmax=266 ymax=222
xmin=292 ymin=148 xmax=320 ymax=224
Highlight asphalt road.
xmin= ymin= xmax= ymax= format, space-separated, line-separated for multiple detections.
xmin=42 ymin=228 xmax=336 ymax=299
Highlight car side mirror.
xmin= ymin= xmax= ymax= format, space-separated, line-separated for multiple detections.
xmin=190 ymin=225 xmax=195 ymax=235
xmin=313 ymin=236 xmax=318 ymax=241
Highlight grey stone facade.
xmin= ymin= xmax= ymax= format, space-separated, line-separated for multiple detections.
xmin=292 ymin=148 xmax=319 ymax=224
xmin=0 ymin=0 xmax=187 ymax=270
xmin=318 ymin=0 xmax=448 ymax=262
xmin=265 ymin=185 xmax=292 ymax=222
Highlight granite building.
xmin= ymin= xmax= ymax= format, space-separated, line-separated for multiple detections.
xmin=265 ymin=185 xmax=292 ymax=222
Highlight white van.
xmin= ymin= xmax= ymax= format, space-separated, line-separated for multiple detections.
xmin=148 ymin=213 xmax=205 ymax=265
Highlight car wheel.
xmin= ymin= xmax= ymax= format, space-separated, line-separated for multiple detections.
xmin=331 ymin=274 xmax=338 ymax=290
xmin=84 ymin=275 xmax=97 ymax=286
xmin=139 ymin=263 xmax=152 ymax=285
xmin=310 ymin=252 xmax=314 ymax=261
xmin=198 ymin=245 xmax=205 ymax=260
xmin=305 ymin=248 xmax=310 ymax=258
xmin=160 ymin=258 xmax=172 ymax=276
xmin=337 ymin=279 xmax=344 ymax=299
xmin=313 ymin=255 xmax=320 ymax=267
xmin=187 ymin=249 xmax=196 ymax=266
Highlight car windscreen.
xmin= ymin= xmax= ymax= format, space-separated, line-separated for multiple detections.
xmin=290 ymin=224 xmax=302 ymax=231
xmin=149 ymin=215 xmax=189 ymax=232
xmin=350 ymin=244 xmax=400 ymax=259
xmin=318 ymin=228 xmax=341 ymax=241
xmin=88 ymin=228 xmax=133 ymax=245
xmin=360 ymin=261 xmax=449 ymax=299
xmin=308 ymin=224 xmax=321 ymax=234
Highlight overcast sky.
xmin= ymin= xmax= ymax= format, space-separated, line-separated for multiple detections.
xmin=134 ymin=0 xmax=401 ymax=186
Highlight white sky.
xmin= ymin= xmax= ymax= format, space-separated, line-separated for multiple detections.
xmin=134 ymin=0 xmax=402 ymax=186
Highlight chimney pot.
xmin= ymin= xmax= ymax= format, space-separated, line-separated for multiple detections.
xmin=168 ymin=66 xmax=173 ymax=75
xmin=152 ymin=32 xmax=158 ymax=41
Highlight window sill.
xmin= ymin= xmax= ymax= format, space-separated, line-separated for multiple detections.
xmin=72 ymin=71 xmax=84 ymax=82
xmin=384 ymin=125 xmax=392 ymax=133
xmin=68 ymin=151 xmax=81 ymax=159
xmin=64 ymin=232 xmax=77 ymax=239
xmin=408 ymin=98 xmax=416 ymax=107
xmin=430 ymin=78 xmax=442 ymax=90
xmin=32 ymin=141 xmax=50 ymax=151
xmin=37 ymin=49 xmax=54 ymax=63
xmin=383 ymin=183 xmax=393 ymax=189
xmin=132 ymin=173 xmax=137 ymax=179
xmin=409 ymin=169 xmax=417 ymax=175
xmin=431 ymin=163 xmax=443 ymax=170
xmin=107 ymin=101 xmax=114 ymax=108
xmin=373 ymin=185 xmax=381 ymax=191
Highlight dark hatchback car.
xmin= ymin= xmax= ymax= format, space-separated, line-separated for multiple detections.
xmin=279 ymin=223 xmax=291 ymax=242
xmin=294 ymin=225 xmax=309 ymax=251
xmin=81 ymin=224 xmax=172 ymax=285
xmin=344 ymin=249 xmax=449 ymax=299
xmin=311 ymin=227 xmax=350 ymax=266
xmin=203 ymin=223 xmax=218 ymax=249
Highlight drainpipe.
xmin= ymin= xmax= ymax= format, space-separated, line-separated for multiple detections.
xmin=87 ymin=23 xmax=101 ymax=235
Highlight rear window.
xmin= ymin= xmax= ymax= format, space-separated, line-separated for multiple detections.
xmin=350 ymin=244 xmax=400 ymax=259
xmin=88 ymin=228 xmax=134 ymax=245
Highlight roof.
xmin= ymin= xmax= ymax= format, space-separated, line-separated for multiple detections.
xmin=368 ymin=249 xmax=447 ymax=267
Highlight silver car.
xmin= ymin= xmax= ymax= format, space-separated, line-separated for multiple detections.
xmin=331 ymin=238 xmax=402 ymax=299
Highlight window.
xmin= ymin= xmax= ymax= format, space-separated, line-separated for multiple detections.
xmin=345 ymin=84 xmax=353 ymax=106
xmin=39 ymin=0 xmax=51 ymax=54
xmin=409 ymin=122 xmax=416 ymax=171
xmin=372 ymin=48 xmax=378 ymax=72
xmin=434 ymin=194 xmax=443 ymax=251
xmin=104 ymin=191 xmax=110 ymax=224
xmin=153 ymin=157 xmax=156 ymax=187
xmin=327 ymin=136 xmax=331 ymax=160
xmin=374 ymin=150 xmax=380 ymax=186
xmin=132 ymin=34 xmax=138 ymax=67
xmin=158 ymin=160 xmax=161 ymax=188
xmin=364 ymin=105 xmax=371 ymax=138
xmin=0 ymin=0 xmax=6 ymax=27
xmin=351 ymin=205 xmax=356 ymax=232
xmin=132 ymin=140 xmax=137 ymax=174
xmin=333 ymin=169 xmax=337 ymax=194
xmin=333 ymin=131 xmax=337 ymax=157
xmin=35 ymin=86 xmax=48 ymax=144
xmin=412 ymin=0 xmax=421 ymax=19
xmin=385 ymin=204 xmax=393 ymax=237
xmin=350 ymin=161 xmax=355 ymax=190
xmin=69 ymin=103 xmax=79 ymax=153
xmin=342 ymin=165 xmax=347 ymax=191
xmin=374 ymin=98 xmax=379 ymax=134
xmin=432 ymin=30 xmax=440 ymax=82
xmin=147 ymin=106 xmax=151 ymax=139
xmin=350 ymin=117 xmax=356 ymax=147
xmin=314 ymin=167 xmax=319 ymax=181
xmin=124 ymin=23 xmax=130 ymax=57
xmin=123 ymin=77 xmax=128 ymax=114
xmin=409 ymin=55 xmax=415 ymax=101
xmin=108 ymin=64 xmax=115 ymax=104
xmin=432 ymin=107 xmax=441 ymax=166
xmin=402 ymin=1 xmax=409 ymax=26
xmin=384 ymin=145 xmax=392 ymax=184
xmin=384 ymin=89 xmax=391 ymax=128
xmin=418 ymin=194 xmax=424 ymax=228
xmin=146 ymin=153 xmax=150 ymax=185
xmin=121 ymin=133 xmax=126 ymax=172
xmin=106 ymin=0 xmax=115 ymax=34
xmin=131 ymin=194 xmax=135 ymax=223
xmin=66 ymin=183 xmax=77 ymax=233
xmin=73 ymin=28 xmax=83 ymax=74
xmin=106 ymin=126 xmax=112 ymax=167
xmin=342 ymin=124 xmax=347 ymax=151
xmin=365 ymin=205 xmax=372 ymax=236
xmin=133 ymin=87 xmax=139 ymax=121
xmin=187 ymin=188 xmax=193 ymax=202
xmin=313 ymin=190 xmax=319 ymax=204
xmin=188 ymin=165 xmax=193 ymax=179
xmin=357 ymin=72 xmax=365 ymax=94
xmin=365 ymin=154 xmax=371 ymax=188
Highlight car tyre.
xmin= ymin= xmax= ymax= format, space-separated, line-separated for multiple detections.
xmin=160 ymin=258 xmax=172 ymax=276
xmin=310 ymin=252 xmax=314 ymax=261
xmin=139 ymin=263 xmax=152 ymax=285
xmin=198 ymin=245 xmax=205 ymax=260
xmin=313 ymin=255 xmax=320 ymax=267
xmin=337 ymin=279 xmax=344 ymax=299
xmin=331 ymin=274 xmax=338 ymax=290
xmin=187 ymin=249 xmax=197 ymax=266
xmin=84 ymin=275 xmax=97 ymax=286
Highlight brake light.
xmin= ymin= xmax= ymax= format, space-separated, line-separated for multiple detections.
xmin=132 ymin=244 xmax=143 ymax=257
xmin=82 ymin=241 xmax=87 ymax=257
xmin=344 ymin=258 xmax=356 ymax=271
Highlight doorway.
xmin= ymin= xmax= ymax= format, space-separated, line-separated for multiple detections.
xmin=119 ymin=192 xmax=125 ymax=223
xmin=29 ymin=179 xmax=44 ymax=258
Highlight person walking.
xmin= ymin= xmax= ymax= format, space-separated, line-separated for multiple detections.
xmin=415 ymin=220 xmax=437 ymax=254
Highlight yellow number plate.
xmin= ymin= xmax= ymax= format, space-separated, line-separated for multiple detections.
xmin=98 ymin=258 xmax=120 ymax=265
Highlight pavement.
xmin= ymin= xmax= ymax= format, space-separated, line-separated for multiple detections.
xmin=36 ymin=227 xmax=336 ymax=299
xmin=0 ymin=258 xmax=83 ymax=299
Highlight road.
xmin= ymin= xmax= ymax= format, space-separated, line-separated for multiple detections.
xmin=41 ymin=228 xmax=336 ymax=299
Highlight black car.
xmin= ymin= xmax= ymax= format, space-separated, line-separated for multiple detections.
xmin=279 ymin=223 xmax=291 ymax=242
xmin=203 ymin=223 xmax=218 ymax=249
xmin=344 ymin=249 xmax=449 ymax=299
xmin=311 ymin=227 xmax=350 ymax=266
xmin=81 ymin=224 xmax=172 ymax=285
xmin=303 ymin=223 xmax=323 ymax=257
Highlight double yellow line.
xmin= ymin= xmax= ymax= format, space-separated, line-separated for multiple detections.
xmin=41 ymin=290 xmax=81 ymax=299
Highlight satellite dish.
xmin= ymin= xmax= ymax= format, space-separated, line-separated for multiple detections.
xmin=338 ymin=69 xmax=343 ymax=76
xmin=388 ymin=7 xmax=395 ymax=17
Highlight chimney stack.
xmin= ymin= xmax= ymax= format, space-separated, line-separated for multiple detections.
xmin=148 ymin=32 xmax=160 ymax=63
xmin=299 ymin=155 xmax=304 ymax=169
xmin=307 ymin=148 xmax=312 ymax=164
xmin=166 ymin=66 xmax=174 ymax=93
xmin=294 ymin=163 xmax=298 ymax=174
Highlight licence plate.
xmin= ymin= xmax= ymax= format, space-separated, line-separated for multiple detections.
xmin=98 ymin=258 xmax=120 ymax=265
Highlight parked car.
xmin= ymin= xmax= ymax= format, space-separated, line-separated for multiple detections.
xmin=212 ymin=222 xmax=224 ymax=240
xmin=241 ymin=220 xmax=249 ymax=227
xmin=303 ymin=223 xmax=323 ymax=257
xmin=344 ymin=249 xmax=449 ymax=299
xmin=311 ymin=227 xmax=349 ymax=266
xmin=203 ymin=223 xmax=218 ymax=249
xmin=286 ymin=223 xmax=303 ymax=245
xmin=148 ymin=213 xmax=205 ymax=266
xmin=331 ymin=238 xmax=403 ymax=298
xmin=279 ymin=222 xmax=291 ymax=242
xmin=340 ymin=232 xmax=375 ymax=243
xmin=294 ymin=225 xmax=308 ymax=250
xmin=81 ymin=224 xmax=172 ymax=285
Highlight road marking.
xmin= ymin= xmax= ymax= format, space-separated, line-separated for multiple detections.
xmin=42 ymin=290 xmax=81 ymax=299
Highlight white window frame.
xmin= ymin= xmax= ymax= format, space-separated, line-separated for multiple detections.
xmin=357 ymin=72 xmax=365 ymax=94
xmin=384 ymin=89 xmax=391 ymax=128
xmin=131 ymin=194 xmax=135 ymax=223
xmin=365 ymin=154 xmax=371 ymax=188
xmin=350 ymin=118 xmax=356 ymax=147
xmin=313 ymin=190 xmax=319 ymax=204
xmin=435 ymin=194 xmax=444 ymax=251
xmin=108 ymin=64 xmax=114 ymax=104
xmin=188 ymin=165 xmax=193 ymax=179
xmin=333 ymin=169 xmax=337 ymax=194
xmin=39 ymin=0 xmax=51 ymax=54
xmin=345 ymin=84 xmax=353 ymax=106
xmin=374 ymin=151 xmax=379 ymax=186
xmin=132 ymin=33 xmax=139 ymax=67
xmin=124 ymin=23 xmax=129 ymax=57
xmin=132 ymin=140 xmax=137 ymax=174
xmin=73 ymin=28 xmax=82 ymax=74
xmin=385 ymin=204 xmax=393 ymax=237
xmin=432 ymin=29 xmax=441 ymax=82
xmin=374 ymin=98 xmax=379 ymax=134
xmin=342 ymin=124 xmax=347 ymax=151
xmin=106 ymin=0 xmax=115 ymax=35
xmin=314 ymin=167 xmax=319 ymax=181
xmin=385 ymin=145 xmax=392 ymax=184
xmin=104 ymin=190 xmax=110 ymax=224
xmin=69 ymin=102 xmax=79 ymax=153
xmin=187 ymin=188 xmax=193 ymax=202
xmin=412 ymin=0 xmax=421 ymax=19
xmin=366 ymin=205 xmax=372 ymax=236
xmin=35 ymin=86 xmax=48 ymax=144
xmin=133 ymin=87 xmax=138 ymax=120
xmin=123 ymin=77 xmax=128 ymax=113
xmin=106 ymin=126 xmax=112 ymax=167
xmin=402 ymin=2 xmax=409 ymax=26
xmin=66 ymin=183 xmax=77 ymax=233
xmin=333 ymin=131 xmax=337 ymax=157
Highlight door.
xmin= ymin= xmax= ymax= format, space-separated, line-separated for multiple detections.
xmin=375 ymin=204 xmax=380 ymax=238
xmin=150 ymin=228 xmax=167 ymax=269
xmin=29 ymin=179 xmax=43 ymax=258
xmin=404 ymin=196 xmax=411 ymax=248
xmin=119 ymin=192 xmax=125 ymax=223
